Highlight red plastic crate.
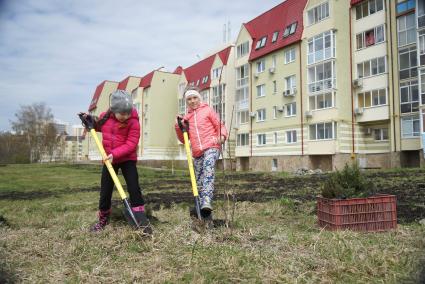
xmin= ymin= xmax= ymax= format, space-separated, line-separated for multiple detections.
xmin=317 ymin=195 xmax=397 ymax=232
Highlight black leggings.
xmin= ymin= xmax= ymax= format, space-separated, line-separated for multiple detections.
xmin=99 ymin=160 xmax=145 ymax=211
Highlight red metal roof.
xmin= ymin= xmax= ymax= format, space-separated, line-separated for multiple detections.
xmin=218 ymin=46 xmax=232 ymax=65
xmin=173 ymin=66 xmax=183 ymax=75
xmin=351 ymin=0 xmax=366 ymax=6
xmin=117 ymin=76 xmax=130 ymax=90
xmin=88 ymin=81 xmax=106 ymax=111
xmin=139 ymin=71 xmax=155 ymax=88
xmin=244 ymin=0 xmax=307 ymax=61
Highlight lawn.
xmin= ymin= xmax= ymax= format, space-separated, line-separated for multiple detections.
xmin=0 ymin=164 xmax=424 ymax=283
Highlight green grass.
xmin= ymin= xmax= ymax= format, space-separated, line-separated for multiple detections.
xmin=0 ymin=164 xmax=424 ymax=283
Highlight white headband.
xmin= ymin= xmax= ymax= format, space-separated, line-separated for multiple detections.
xmin=185 ymin=90 xmax=201 ymax=100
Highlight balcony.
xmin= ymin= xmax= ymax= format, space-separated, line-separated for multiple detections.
xmin=355 ymin=105 xmax=389 ymax=123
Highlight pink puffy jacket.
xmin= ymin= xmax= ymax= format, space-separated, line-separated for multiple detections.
xmin=175 ymin=103 xmax=228 ymax=158
xmin=96 ymin=108 xmax=140 ymax=164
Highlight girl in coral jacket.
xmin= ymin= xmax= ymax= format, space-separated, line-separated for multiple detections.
xmin=175 ymin=86 xmax=228 ymax=218
xmin=81 ymin=90 xmax=146 ymax=231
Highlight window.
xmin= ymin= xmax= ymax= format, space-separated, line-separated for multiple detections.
xmin=285 ymin=75 xmax=296 ymax=92
xmin=283 ymin=22 xmax=298 ymax=38
xmin=237 ymin=133 xmax=249 ymax=146
xmin=212 ymin=84 xmax=225 ymax=121
xmin=420 ymin=69 xmax=425 ymax=104
xmin=256 ymin=84 xmax=266 ymax=97
xmin=200 ymin=90 xmax=209 ymax=103
xmin=399 ymin=46 xmax=417 ymax=80
xmin=397 ymin=13 xmax=416 ymax=47
xmin=256 ymin=60 xmax=265 ymax=73
xmin=307 ymin=2 xmax=329 ymax=25
xmin=196 ymin=79 xmax=200 ymax=86
xmin=255 ymin=36 xmax=267 ymax=49
xmin=273 ymin=132 xmax=278 ymax=144
xmin=273 ymin=80 xmax=277 ymax=93
xmin=308 ymin=61 xmax=336 ymax=93
xmin=212 ymin=67 xmax=221 ymax=80
xmin=374 ymin=128 xmax=389 ymax=141
xmin=285 ymin=48 xmax=296 ymax=64
xmin=358 ymin=88 xmax=387 ymax=108
xmin=357 ymin=56 xmax=386 ymax=78
xmin=309 ymin=92 xmax=335 ymax=110
xmin=356 ymin=25 xmax=385 ymax=50
xmin=419 ymin=0 xmax=425 ymax=28
xmin=286 ymin=130 xmax=297 ymax=143
xmin=273 ymin=106 xmax=277 ymax=119
xmin=400 ymin=80 xmax=419 ymax=113
xmin=397 ymin=0 xmax=415 ymax=14
xmin=401 ymin=115 xmax=420 ymax=137
xmin=285 ymin=103 xmax=296 ymax=117
xmin=178 ymin=83 xmax=186 ymax=95
xmin=236 ymin=86 xmax=249 ymax=110
xmin=257 ymin=134 xmax=266 ymax=145
xmin=272 ymin=31 xmax=279 ymax=43
xmin=307 ymin=30 xmax=336 ymax=65
xmin=237 ymin=110 xmax=249 ymax=125
xmin=309 ymin=122 xmax=337 ymax=140
xmin=419 ymin=31 xmax=425 ymax=65
xmin=236 ymin=64 xmax=249 ymax=87
xmin=356 ymin=0 xmax=384 ymax=20
xmin=271 ymin=55 xmax=277 ymax=68
xmin=237 ymin=41 xmax=249 ymax=58
xmin=257 ymin=109 xmax=266 ymax=122
xmin=178 ymin=98 xmax=186 ymax=114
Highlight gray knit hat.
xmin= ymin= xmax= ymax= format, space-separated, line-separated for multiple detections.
xmin=110 ymin=90 xmax=133 ymax=113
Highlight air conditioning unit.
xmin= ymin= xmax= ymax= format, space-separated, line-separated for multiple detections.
xmin=269 ymin=67 xmax=276 ymax=74
xmin=254 ymin=72 xmax=259 ymax=78
xmin=305 ymin=110 xmax=313 ymax=118
xmin=249 ymin=112 xmax=257 ymax=118
xmin=354 ymin=107 xmax=364 ymax=115
xmin=277 ymin=106 xmax=284 ymax=112
xmin=353 ymin=78 xmax=363 ymax=88
xmin=283 ymin=89 xmax=295 ymax=97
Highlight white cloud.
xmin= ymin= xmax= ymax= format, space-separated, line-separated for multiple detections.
xmin=0 ymin=0 xmax=283 ymax=130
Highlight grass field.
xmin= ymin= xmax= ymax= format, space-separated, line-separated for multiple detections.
xmin=0 ymin=164 xmax=424 ymax=283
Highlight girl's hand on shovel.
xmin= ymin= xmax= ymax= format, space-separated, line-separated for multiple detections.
xmin=104 ymin=154 xmax=113 ymax=163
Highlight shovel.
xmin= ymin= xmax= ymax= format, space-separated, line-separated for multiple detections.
xmin=78 ymin=113 xmax=151 ymax=233
xmin=177 ymin=117 xmax=202 ymax=220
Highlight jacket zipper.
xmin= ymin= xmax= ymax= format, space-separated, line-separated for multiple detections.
xmin=194 ymin=110 xmax=203 ymax=151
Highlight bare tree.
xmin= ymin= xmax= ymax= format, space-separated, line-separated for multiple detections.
xmin=10 ymin=102 xmax=57 ymax=163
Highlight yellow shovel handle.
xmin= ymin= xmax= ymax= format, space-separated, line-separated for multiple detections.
xmin=183 ymin=132 xmax=199 ymax=197
xmin=90 ymin=129 xmax=127 ymax=200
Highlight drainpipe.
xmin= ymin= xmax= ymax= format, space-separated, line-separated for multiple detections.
xmin=249 ymin=61 xmax=253 ymax=158
xmin=349 ymin=6 xmax=356 ymax=158
xmin=299 ymin=41 xmax=304 ymax=155
xmin=387 ymin=0 xmax=398 ymax=152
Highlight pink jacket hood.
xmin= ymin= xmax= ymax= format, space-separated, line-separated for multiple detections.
xmin=97 ymin=108 xmax=140 ymax=164
xmin=175 ymin=103 xmax=227 ymax=158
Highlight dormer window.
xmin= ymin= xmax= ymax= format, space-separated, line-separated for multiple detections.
xmin=255 ymin=36 xmax=267 ymax=49
xmin=283 ymin=22 xmax=297 ymax=38
xmin=201 ymin=75 xmax=209 ymax=84
xmin=196 ymin=79 xmax=200 ymax=86
xmin=272 ymin=31 xmax=279 ymax=43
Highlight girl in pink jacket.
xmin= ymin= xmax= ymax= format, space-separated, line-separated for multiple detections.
xmin=84 ymin=90 xmax=146 ymax=231
xmin=175 ymin=86 xmax=228 ymax=218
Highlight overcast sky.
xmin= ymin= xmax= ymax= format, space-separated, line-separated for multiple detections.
xmin=0 ymin=0 xmax=284 ymax=131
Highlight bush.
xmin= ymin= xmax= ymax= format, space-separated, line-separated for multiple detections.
xmin=321 ymin=163 xmax=375 ymax=199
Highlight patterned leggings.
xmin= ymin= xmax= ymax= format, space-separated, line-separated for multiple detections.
xmin=193 ymin=148 xmax=220 ymax=203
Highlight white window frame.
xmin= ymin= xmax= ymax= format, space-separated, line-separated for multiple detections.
xmin=400 ymin=80 xmax=419 ymax=114
xmin=401 ymin=115 xmax=420 ymax=137
xmin=399 ymin=46 xmax=418 ymax=80
xmin=257 ymin=109 xmax=266 ymax=122
xmin=256 ymin=60 xmax=265 ymax=73
xmin=308 ymin=61 xmax=336 ymax=93
xmin=178 ymin=98 xmax=186 ymax=114
xmin=357 ymin=56 xmax=386 ymax=79
xmin=284 ymin=48 xmax=296 ymax=64
xmin=356 ymin=25 xmax=385 ymax=50
xmin=257 ymin=134 xmax=266 ymax=146
xmin=309 ymin=122 xmax=337 ymax=140
xmin=236 ymin=64 xmax=249 ymax=88
xmin=307 ymin=2 xmax=330 ymax=26
xmin=283 ymin=22 xmax=298 ymax=38
xmin=273 ymin=132 xmax=278 ymax=144
xmin=212 ymin=67 xmax=221 ymax=80
xmin=357 ymin=88 xmax=387 ymax=108
xmin=285 ymin=75 xmax=296 ymax=92
xmin=237 ymin=110 xmax=249 ymax=125
xmin=272 ymin=31 xmax=279 ymax=43
xmin=307 ymin=30 xmax=336 ymax=65
xmin=273 ymin=106 xmax=277 ymax=119
xmin=256 ymin=84 xmax=266 ymax=98
xmin=237 ymin=41 xmax=249 ymax=58
xmin=309 ymin=92 xmax=335 ymax=110
xmin=255 ymin=36 xmax=267 ymax=49
xmin=286 ymin=130 xmax=297 ymax=144
xmin=355 ymin=0 xmax=384 ymax=20
xmin=237 ymin=133 xmax=249 ymax=146
xmin=397 ymin=13 xmax=416 ymax=47
xmin=285 ymin=102 xmax=296 ymax=117
xmin=373 ymin=128 xmax=389 ymax=141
